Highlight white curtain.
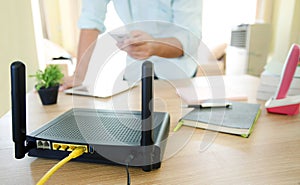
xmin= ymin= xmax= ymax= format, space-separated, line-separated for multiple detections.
xmin=255 ymin=0 xmax=273 ymax=23
xmin=40 ymin=0 xmax=81 ymax=57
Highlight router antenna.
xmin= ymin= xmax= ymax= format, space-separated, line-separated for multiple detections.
xmin=11 ymin=61 xmax=27 ymax=159
xmin=141 ymin=61 xmax=154 ymax=171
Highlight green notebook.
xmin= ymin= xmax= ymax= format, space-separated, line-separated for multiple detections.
xmin=180 ymin=101 xmax=261 ymax=137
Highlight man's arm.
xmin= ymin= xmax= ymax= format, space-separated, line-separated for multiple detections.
xmin=61 ymin=29 xmax=99 ymax=90
xmin=152 ymin=37 xmax=183 ymax=58
xmin=117 ymin=30 xmax=183 ymax=60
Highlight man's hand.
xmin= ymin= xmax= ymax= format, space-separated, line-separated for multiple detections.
xmin=59 ymin=75 xmax=83 ymax=91
xmin=117 ymin=30 xmax=155 ymax=60
xmin=117 ymin=30 xmax=183 ymax=60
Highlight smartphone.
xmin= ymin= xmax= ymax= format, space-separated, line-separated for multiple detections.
xmin=109 ymin=32 xmax=129 ymax=43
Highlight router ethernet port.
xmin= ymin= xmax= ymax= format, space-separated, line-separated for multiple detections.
xmin=43 ymin=141 xmax=51 ymax=150
xmin=52 ymin=142 xmax=89 ymax=153
xmin=36 ymin=140 xmax=51 ymax=150
xmin=52 ymin=143 xmax=60 ymax=150
xmin=36 ymin=140 xmax=44 ymax=149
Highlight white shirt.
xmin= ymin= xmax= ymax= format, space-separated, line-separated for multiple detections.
xmin=79 ymin=0 xmax=202 ymax=81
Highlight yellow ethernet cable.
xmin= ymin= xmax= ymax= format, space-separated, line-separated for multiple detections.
xmin=36 ymin=147 xmax=86 ymax=185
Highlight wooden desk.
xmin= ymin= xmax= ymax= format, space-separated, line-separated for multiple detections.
xmin=1 ymin=75 xmax=300 ymax=184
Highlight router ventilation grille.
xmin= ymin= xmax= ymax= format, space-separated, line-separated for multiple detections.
xmin=35 ymin=109 xmax=162 ymax=145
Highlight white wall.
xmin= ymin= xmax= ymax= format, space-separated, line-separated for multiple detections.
xmin=0 ymin=1 xmax=40 ymax=116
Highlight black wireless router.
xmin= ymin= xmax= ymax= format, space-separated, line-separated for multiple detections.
xmin=11 ymin=61 xmax=170 ymax=172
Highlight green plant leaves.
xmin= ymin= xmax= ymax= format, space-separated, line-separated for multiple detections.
xmin=30 ymin=65 xmax=64 ymax=90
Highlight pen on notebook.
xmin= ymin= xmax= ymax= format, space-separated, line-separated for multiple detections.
xmin=182 ymin=102 xmax=232 ymax=109
xmin=173 ymin=120 xmax=184 ymax=132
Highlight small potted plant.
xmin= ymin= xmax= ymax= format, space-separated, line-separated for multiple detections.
xmin=30 ymin=64 xmax=64 ymax=105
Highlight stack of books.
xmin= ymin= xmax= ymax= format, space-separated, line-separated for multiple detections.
xmin=257 ymin=69 xmax=300 ymax=100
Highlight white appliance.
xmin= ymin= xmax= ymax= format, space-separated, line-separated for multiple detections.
xmin=226 ymin=23 xmax=271 ymax=76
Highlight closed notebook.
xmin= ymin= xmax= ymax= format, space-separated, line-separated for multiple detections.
xmin=180 ymin=102 xmax=261 ymax=137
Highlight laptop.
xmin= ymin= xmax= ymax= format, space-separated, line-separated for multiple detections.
xmin=64 ymin=77 xmax=136 ymax=98
xmin=64 ymin=35 xmax=136 ymax=98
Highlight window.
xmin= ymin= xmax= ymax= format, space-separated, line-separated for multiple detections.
xmin=202 ymin=0 xmax=257 ymax=47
